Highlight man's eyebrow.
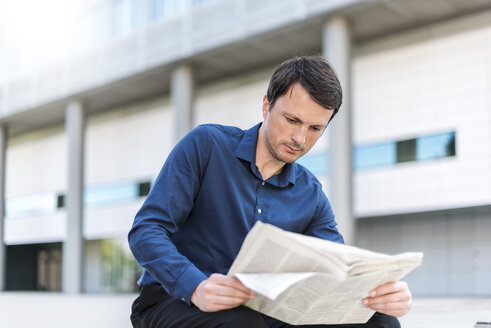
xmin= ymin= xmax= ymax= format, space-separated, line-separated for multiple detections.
xmin=284 ymin=113 xmax=327 ymax=128
xmin=284 ymin=112 xmax=302 ymax=122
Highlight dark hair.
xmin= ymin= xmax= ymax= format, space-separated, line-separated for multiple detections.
xmin=267 ymin=56 xmax=343 ymax=122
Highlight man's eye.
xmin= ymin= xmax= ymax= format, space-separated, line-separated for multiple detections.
xmin=311 ymin=127 xmax=321 ymax=132
xmin=286 ymin=117 xmax=296 ymax=123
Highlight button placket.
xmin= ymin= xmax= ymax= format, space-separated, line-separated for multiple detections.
xmin=255 ymin=180 xmax=266 ymax=221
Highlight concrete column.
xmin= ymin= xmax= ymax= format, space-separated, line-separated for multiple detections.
xmin=63 ymin=100 xmax=85 ymax=293
xmin=323 ymin=16 xmax=354 ymax=244
xmin=0 ymin=125 xmax=6 ymax=291
xmin=171 ymin=64 xmax=194 ymax=143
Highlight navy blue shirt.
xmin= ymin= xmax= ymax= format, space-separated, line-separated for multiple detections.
xmin=128 ymin=123 xmax=344 ymax=304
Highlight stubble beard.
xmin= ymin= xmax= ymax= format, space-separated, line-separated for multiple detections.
xmin=266 ymin=139 xmax=305 ymax=164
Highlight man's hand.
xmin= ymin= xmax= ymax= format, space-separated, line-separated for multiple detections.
xmin=190 ymin=273 xmax=255 ymax=312
xmin=362 ymin=281 xmax=412 ymax=317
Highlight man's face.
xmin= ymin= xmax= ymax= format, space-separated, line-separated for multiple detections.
xmin=261 ymin=83 xmax=334 ymax=164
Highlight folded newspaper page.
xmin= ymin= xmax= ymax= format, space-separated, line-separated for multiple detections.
xmin=228 ymin=221 xmax=423 ymax=325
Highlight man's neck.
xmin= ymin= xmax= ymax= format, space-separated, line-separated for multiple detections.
xmin=256 ymin=127 xmax=286 ymax=181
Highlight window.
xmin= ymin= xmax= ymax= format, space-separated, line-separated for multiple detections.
xmin=354 ymin=142 xmax=396 ymax=169
xmin=6 ymin=243 xmax=62 ymax=291
xmin=6 ymin=193 xmax=58 ymax=218
xmin=6 ymin=180 xmax=152 ymax=217
xmin=56 ymin=194 xmax=65 ymax=209
xmin=100 ymin=239 xmax=142 ymax=292
xmin=147 ymin=0 xmax=185 ymax=22
xmin=148 ymin=0 xmax=165 ymax=21
xmin=396 ymin=139 xmax=416 ymax=163
xmin=417 ymin=132 xmax=456 ymax=161
xmin=85 ymin=239 xmax=142 ymax=293
xmin=354 ymin=131 xmax=456 ymax=170
xmin=130 ymin=0 xmax=145 ymax=30
xmin=296 ymin=152 xmax=328 ymax=176
xmin=110 ymin=0 xmax=124 ymax=37
xmin=84 ymin=180 xmax=152 ymax=208
xmin=192 ymin=0 xmax=216 ymax=7
xmin=138 ymin=181 xmax=151 ymax=197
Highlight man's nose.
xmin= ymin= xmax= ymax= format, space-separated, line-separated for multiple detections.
xmin=292 ymin=126 xmax=307 ymax=146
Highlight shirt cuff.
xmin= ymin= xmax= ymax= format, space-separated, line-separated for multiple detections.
xmin=173 ymin=264 xmax=208 ymax=305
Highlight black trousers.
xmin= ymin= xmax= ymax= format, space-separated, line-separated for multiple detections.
xmin=130 ymin=284 xmax=401 ymax=328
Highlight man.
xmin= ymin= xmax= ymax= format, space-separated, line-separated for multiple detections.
xmin=128 ymin=56 xmax=411 ymax=328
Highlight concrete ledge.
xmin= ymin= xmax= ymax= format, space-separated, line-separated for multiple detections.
xmin=0 ymin=293 xmax=490 ymax=328
xmin=0 ymin=292 xmax=136 ymax=328
xmin=400 ymin=298 xmax=491 ymax=328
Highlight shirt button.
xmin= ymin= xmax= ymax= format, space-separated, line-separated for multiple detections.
xmin=181 ymin=298 xmax=185 ymax=302
xmin=258 ymin=209 xmax=262 ymax=214
xmin=262 ymin=181 xmax=265 ymax=186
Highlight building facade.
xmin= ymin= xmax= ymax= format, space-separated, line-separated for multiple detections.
xmin=1 ymin=0 xmax=490 ymax=296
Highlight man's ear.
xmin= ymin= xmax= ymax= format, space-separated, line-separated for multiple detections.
xmin=262 ymin=95 xmax=270 ymax=120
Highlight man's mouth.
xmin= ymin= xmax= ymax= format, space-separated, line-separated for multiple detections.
xmin=284 ymin=144 xmax=302 ymax=153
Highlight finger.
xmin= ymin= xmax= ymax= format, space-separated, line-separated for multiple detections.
xmin=201 ymin=294 xmax=252 ymax=312
xmin=363 ymin=291 xmax=410 ymax=306
xmin=212 ymin=294 xmax=252 ymax=306
xmin=205 ymin=275 xmax=255 ymax=299
xmin=366 ymin=301 xmax=411 ymax=317
xmin=195 ymin=280 xmax=253 ymax=312
xmin=362 ymin=292 xmax=411 ymax=318
xmin=369 ymin=281 xmax=408 ymax=297
xmin=365 ymin=299 xmax=410 ymax=311
xmin=209 ymin=274 xmax=255 ymax=295
xmin=206 ymin=283 xmax=255 ymax=299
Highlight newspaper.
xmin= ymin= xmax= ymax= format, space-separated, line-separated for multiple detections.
xmin=228 ymin=221 xmax=423 ymax=325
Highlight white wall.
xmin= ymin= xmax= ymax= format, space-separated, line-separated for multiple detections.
xmin=83 ymin=96 xmax=174 ymax=241
xmin=5 ymin=96 xmax=173 ymax=244
xmin=5 ymin=127 xmax=67 ymax=244
xmin=4 ymin=212 xmax=66 ymax=245
xmin=353 ymin=13 xmax=491 ymax=217
xmin=194 ymin=69 xmax=270 ymax=129
xmin=85 ymin=97 xmax=174 ymax=186
xmin=6 ymin=126 xmax=67 ymax=198
xmin=84 ymin=201 xmax=143 ymax=240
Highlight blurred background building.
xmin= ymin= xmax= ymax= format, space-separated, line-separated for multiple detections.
xmin=1 ymin=0 xmax=491 ymax=303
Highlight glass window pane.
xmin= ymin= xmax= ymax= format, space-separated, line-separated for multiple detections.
xmin=417 ymin=132 xmax=456 ymax=161
xmin=111 ymin=0 xmax=124 ymax=37
xmin=192 ymin=0 xmax=215 ymax=7
xmin=296 ymin=152 xmax=328 ymax=176
xmin=6 ymin=193 xmax=57 ymax=217
xmin=130 ymin=0 xmax=145 ymax=30
xmin=100 ymin=239 xmax=142 ymax=292
xmin=396 ymin=139 xmax=416 ymax=163
xmin=56 ymin=194 xmax=65 ymax=209
xmin=148 ymin=0 xmax=164 ymax=21
xmin=354 ymin=142 xmax=396 ymax=169
xmin=138 ymin=181 xmax=152 ymax=197
xmin=84 ymin=182 xmax=138 ymax=207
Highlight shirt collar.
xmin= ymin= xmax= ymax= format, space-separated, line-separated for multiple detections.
xmin=234 ymin=123 xmax=296 ymax=187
